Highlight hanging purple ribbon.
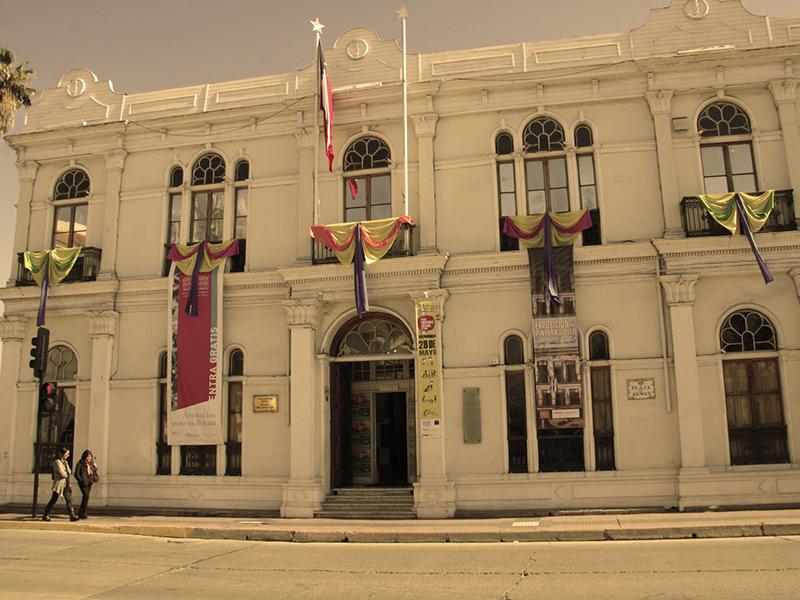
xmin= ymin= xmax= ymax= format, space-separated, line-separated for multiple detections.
xmin=543 ymin=215 xmax=560 ymax=306
xmin=735 ymin=195 xmax=774 ymax=285
xmin=36 ymin=266 xmax=50 ymax=327
xmin=353 ymin=225 xmax=369 ymax=318
xmin=185 ymin=241 xmax=207 ymax=316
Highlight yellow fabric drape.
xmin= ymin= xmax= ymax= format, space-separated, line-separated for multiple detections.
xmin=697 ymin=191 xmax=774 ymax=235
xmin=506 ymin=211 xmax=589 ymax=248
xmin=23 ymin=247 xmax=82 ymax=286
xmin=170 ymin=241 xmax=239 ymax=276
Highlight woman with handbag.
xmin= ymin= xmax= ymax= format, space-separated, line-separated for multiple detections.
xmin=42 ymin=447 xmax=79 ymax=522
xmin=74 ymin=449 xmax=100 ymax=519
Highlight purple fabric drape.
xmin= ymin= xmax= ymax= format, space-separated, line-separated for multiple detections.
xmin=735 ymin=195 xmax=774 ymax=285
xmin=185 ymin=241 xmax=207 ymax=316
xmin=36 ymin=267 xmax=49 ymax=327
xmin=543 ymin=216 xmax=559 ymax=305
xmin=353 ymin=225 xmax=369 ymax=318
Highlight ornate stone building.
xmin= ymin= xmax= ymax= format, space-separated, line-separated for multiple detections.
xmin=2 ymin=0 xmax=800 ymax=517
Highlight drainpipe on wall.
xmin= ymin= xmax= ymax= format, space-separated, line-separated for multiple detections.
xmin=651 ymin=240 xmax=673 ymax=414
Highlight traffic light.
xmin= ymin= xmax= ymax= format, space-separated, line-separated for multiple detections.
xmin=39 ymin=382 xmax=58 ymax=414
xmin=29 ymin=327 xmax=50 ymax=379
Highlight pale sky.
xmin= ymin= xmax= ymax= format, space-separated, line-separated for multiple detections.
xmin=0 ymin=0 xmax=797 ymax=296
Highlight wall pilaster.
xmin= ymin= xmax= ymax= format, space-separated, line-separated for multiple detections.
xmin=646 ymin=90 xmax=683 ymax=238
xmin=8 ymin=160 xmax=39 ymax=286
xmin=295 ymin=128 xmax=315 ymax=263
xmin=769 ymin=79 xmax=800 ymax=224
xmin=412 ymin=114 xmax=438 ymax=253
xmin=99 ymin=149 xmax=127 ymax=278
xmin=0 ymin=317 xmax=28 ymax=497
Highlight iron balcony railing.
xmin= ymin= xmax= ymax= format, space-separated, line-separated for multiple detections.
xmin=16 ymin=247 xmax=101 ymax=287
xmin=311 ymin=222 xmax=414 ymax=265
xmin=681 ymin=189 xmax=796 ymax=238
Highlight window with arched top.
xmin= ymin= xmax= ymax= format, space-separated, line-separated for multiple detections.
xmin=234 ymin=160 xmax=249 ymax=182
xmin=233 ymin=161 xmax=249 ymax=265
xmin=156 ymin=351 xmax=170 ymax=475
xmin=586 ymin=330 xmax=614 ymax=470
xmin=719 ymin=309 xmax=787 ymax=465
xmin=169 ymin=166 xmax=184 ymax=188
xmin=226 ymin=349 xmax=244 ymax=476
xmin=698 ymin=102 xmax=756 ymax=195
xmin=504 ymin=335 xmax=525 ymax=365
xmin=575 ymin=124 xmax=601 ymax=245
xmin=52 ymin=169 xmax=90 ymax=248
xmin=335 ymin=316 xmax=413 ymax=357
xmin=523 ymin=118 xmax=569 ymax=215
xmin=720 ymin=310 xmax=777 ymax=353
xmin=190 ymin=154 xmax=225 ymax=243
xmin=343 ymin=137 xmax=391 ymax=222
xmin=496 ymin=132 xmax=519 ymax=251
xmin=37 ymin=346 xmax=78 ymax=473
xmin=165 ymin=168 xmax=183 ymax=275
xmin=575 ymin=125 xmax=593 ymax=148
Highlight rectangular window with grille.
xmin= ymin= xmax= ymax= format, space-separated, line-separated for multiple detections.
xmin=156 ymin=382 xmax=171 ymax=475
xmin=505 ymin=370 xmax=528 ymax=473
xmin=590 ymin=366 xmax=615 ymax=471
xmin=226 ymin=381 xmax=242 ymax=476
xmin=180 ymin=445 xmax=217 ymax=476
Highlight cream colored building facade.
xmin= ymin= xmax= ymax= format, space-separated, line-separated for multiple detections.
xmin=2 ymin=0 xmax=800 ymax=518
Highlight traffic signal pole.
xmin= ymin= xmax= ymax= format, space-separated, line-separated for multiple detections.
xmin=29 ymin=327 xmax=49 ymax=519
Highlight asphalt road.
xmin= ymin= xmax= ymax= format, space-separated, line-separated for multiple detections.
xmin=1 ymin=529 xmax=799 ymax=599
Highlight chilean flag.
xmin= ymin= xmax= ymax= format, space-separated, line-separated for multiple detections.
xmin=318 ymin=41 xmax=334 ymax=172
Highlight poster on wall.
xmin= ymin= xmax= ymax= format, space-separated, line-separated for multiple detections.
xmin=415 ymin=300 xmax=442 ymax=439
xmin=167 ymin=241 xmax=238 ymax=445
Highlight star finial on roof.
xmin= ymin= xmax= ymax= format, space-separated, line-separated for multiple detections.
xmin=310 ymin=18 xmax=325 ymax=34
xmin=396 ymin=5 xmax=410 ymax=19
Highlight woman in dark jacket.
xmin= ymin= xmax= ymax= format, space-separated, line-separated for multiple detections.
xmin=74 ymin=449 xmax=100 ymax=519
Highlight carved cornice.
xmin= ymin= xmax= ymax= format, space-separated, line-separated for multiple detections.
xmin=294 ymin=128 xmax=315 ymax=149
xmin=284 ymin=298 xmax=322 ymax=329
xmin=0 ymin=316 xmax=28 ymax=342
xmin=645 ymin=89 xmax=674 ymax=116
xmin=88 ymin=310 xmax=119 ymax=338
xmin=412 ymin=113 xmax=438 ymax=138
xmin=660 ymin=274 xmax=698 ymax=306
xmin=768 ymin=79 xmax=799 ymax=105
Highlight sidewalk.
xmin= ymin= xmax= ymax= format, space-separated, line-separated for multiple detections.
xmin=2 ymin=508 xmax=800 ymax=543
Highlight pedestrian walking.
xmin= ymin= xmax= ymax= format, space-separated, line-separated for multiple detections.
xmin=74 ymin=449 xmax=100 ymax=519
xmin=42 ymin=447 xmax=79 ymax=522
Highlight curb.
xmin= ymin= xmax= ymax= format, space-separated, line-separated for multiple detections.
xmin=2 ymin=519 xmax=799 ymax=543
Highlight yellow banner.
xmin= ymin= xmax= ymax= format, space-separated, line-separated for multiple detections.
xmin=415 ymin=299 xmax=442 ymax=438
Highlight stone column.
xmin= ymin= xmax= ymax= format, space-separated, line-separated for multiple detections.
xmin=99 ymin=149 xmax=127 ymax=278
xmin=296 ymin=128 xmax=315 ymax=263
xmin=8 ymin=161 xmax=39 ymax=286
xmin=409 ymin=289 xmax=454 ymax=518
xmin=790 ymin=267 xmax=800 ymax=303
xmin=281 ymin=299 xmax=324 ymax=517
xmin=660 ymin=275 xmax=705 ymax=470
xmin=87 ymin=310 xmax=118 ymax=504
xmin=0 ymin=317 xmax=28 ymax=497
xmin=768 ymin=79 xmax=800 ymax=224
xmin=412 ymin=114 xmax=438 ymax=253
xmin=646 ymin=90 xmax=683 ymax=238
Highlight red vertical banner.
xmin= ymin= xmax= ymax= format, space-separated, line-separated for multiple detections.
xmin=168 ymin=267 xmax=223 ymax=445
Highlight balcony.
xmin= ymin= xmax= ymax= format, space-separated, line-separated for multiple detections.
xmin=499 ymin=208 xmax=602 ymax=252
xmin=681 ymin=189 xmax=796 ymax=238
xmin=16 ymin=247 xmax=101 ymax=286
xmin=162 ymin=239 xmax=246 ymax=277
xmin=312 ymin=222 xmax=414 ymax=265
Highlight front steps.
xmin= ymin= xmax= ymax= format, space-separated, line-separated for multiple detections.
xmin=317 ymin=486 xmax=415 ymax=519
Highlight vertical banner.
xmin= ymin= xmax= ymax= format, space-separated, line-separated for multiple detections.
xmin=529 ymin=247 xmax=584 ymax=431
xmin=415 ymin=299 xmax=442 ymax=439
xmin=168 ymin=266 xmax=224 ymax=445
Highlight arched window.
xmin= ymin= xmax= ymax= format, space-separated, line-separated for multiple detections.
xmin=574 ymin=124 xmax=601 ymax=246
xmin=504 ymin=335 xmax=524 ymax=365
xmin=226 ymin=349 xmax=244 ymax=476
xmin=36 ymin=346 xmax=78 ymax=472
xmin=587 ymin=330 xmax=614 ymax=470
xmin=343 ymin=137 xmax=391 ymax=222
xmin=156 ymin=351 xmax=170 ymax=475
xmin=698 ymin=102 xmax=756 ymax=194
xmin=169 ymin=166 xmax=184 ymax=188
xmin=52 ymin=169 xmax=90 ymax=248
xmin=334 ymin=315 xmax=413 ymax=357
xmin=234 ymin=160 xmax=249 ymax=182
xmin=190 ymin=153 xmax=225 ymax=243
xmin=522 ymin=117 xmax=569 ymax=214
xmin=164 ymin=167 xmax=183 ymax=276
xmin=496 ymin=132 xmax=519 ymax=251
xmin=719 ymin=310 xmax=787 ymax=465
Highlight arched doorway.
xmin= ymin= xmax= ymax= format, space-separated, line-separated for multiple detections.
xmin=329 ymin=313 xmax=416 ymax=488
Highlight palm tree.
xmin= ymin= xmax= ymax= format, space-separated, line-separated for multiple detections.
xmin=0 ymin=48 xmax=35 ymax=140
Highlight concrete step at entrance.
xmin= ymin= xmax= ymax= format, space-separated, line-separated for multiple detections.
xmin=318 ymin=487 xmax=415 ymax=519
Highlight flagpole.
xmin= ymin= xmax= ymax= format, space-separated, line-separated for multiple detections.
xmin=398 ymin=6 xmax=409 ymax=218
xmin=311 ymin=18 xmax=324 ymax=226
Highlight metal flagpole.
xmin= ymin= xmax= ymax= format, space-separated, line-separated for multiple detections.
xmin=311 ymin=18 xmax=324 ymax=226
xmin=398 ymin=6 xmax=409 ymax=218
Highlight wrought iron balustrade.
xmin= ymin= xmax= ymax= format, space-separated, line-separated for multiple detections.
xmin=537 ymin=431 xmax=584 ymax=472
xmin=16 ymin=247 xmax=101 ymax=286
xmin=681 ymin=189 xmax=796 ymax=238
xmin=312 ymin=223 xmax=414 ymax=265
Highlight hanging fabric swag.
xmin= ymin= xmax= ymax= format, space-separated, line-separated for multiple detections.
xmin=503 ymin=210 xmax=592 ymax=303
xmin=697 ymin=191 xmax=775 ymax=284
xmin=23 ymin=247 xmax=83 ymax=326
xmin=310 ymin=216 xmax=414 ymax=317
xmin=166 ymin=240 xmax=239 ymax=445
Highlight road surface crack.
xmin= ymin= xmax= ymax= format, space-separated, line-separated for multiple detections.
xmin=500 ymin=551 xmax=535 ymax=599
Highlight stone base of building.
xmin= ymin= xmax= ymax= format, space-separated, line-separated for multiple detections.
xmin=413 ymin=479 xmax=455 ymax=518
xmin=677 ymin=466 xmax=800 ymax=510
xmin=281 ymin=480 xmax=325 ymax=518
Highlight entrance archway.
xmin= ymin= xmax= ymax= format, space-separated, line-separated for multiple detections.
xmin=329 ymin=313 xmax=416 ymax=488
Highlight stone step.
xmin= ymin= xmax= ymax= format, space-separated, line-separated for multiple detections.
xmin=316 ymin=511 xmax=417 ymax=520
xmin=318 ymin=487 xmax=416 ymax=519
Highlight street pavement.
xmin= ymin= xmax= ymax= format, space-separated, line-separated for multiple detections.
xmin=0 ymin=528 xmax=798 ymax=599
xmin=1 ymin=507 xmax=800 ymax=543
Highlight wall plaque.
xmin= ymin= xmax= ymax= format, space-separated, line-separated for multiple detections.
xmin=533 ymin=316 xmax=578 ymax=350
xmin=253 ymin=394 xmax=279 ymax=413
xmin=627 ymin=378 xmax=656 ymax=401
